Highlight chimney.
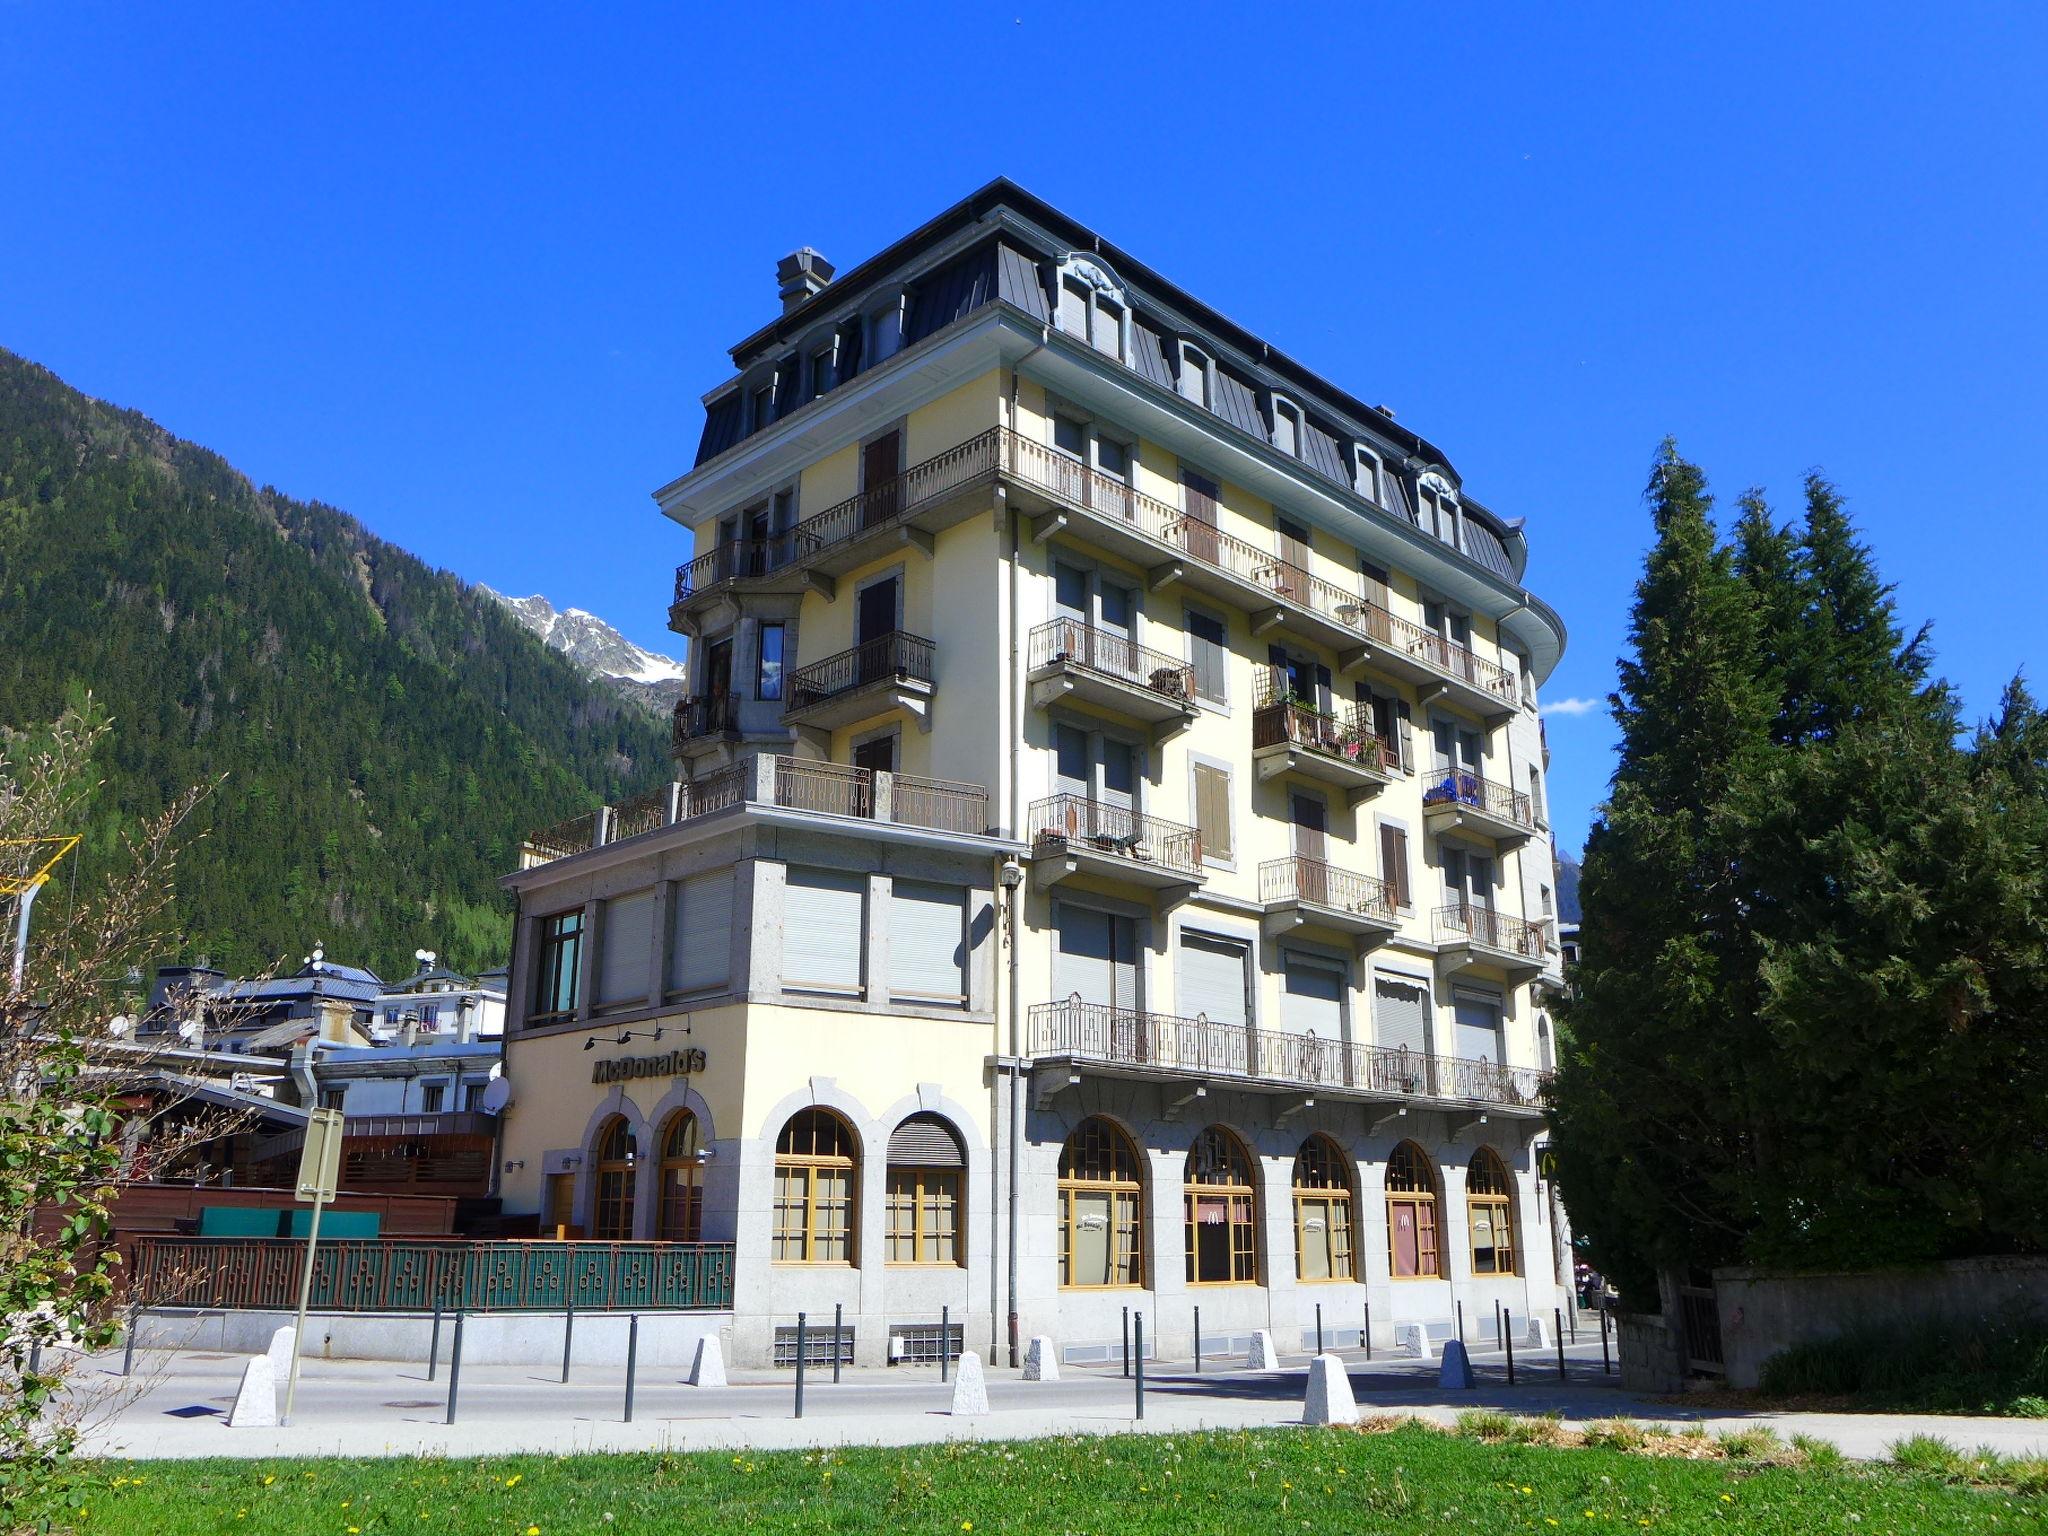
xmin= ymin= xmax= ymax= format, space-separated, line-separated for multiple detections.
xmin=776 ymin=248 xmax=835 ymax=313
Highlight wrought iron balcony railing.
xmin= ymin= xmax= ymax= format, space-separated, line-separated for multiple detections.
xmin=1251 ymin=669 xmax=1400 ymax=772
xmin=672 ymin=692 xmax=741 ymax=752
xmin=1027 ymin=793 xmax=1202 ymax=878
xmin=1027 ymin=617 xmax=1196 ymax=701
xmin=785 ymin=631 xmax=935 ymax=711
xmin=1421 ymin=768 xmax=1535 ymax=829
xmin=1433 ymin=903 xmax=1550 ymax=962
xmin=1026 ymin=996 xmax=1547 ymax=1108
xmin=1258 ymin=855 xmax=1397 ymax=922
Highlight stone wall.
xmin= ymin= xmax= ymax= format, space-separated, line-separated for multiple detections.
xmin=1715 ymin=1254 xmax=2048 ymax=1390
xmin=1617 ymin=1311 xmax=1686 ymax=1394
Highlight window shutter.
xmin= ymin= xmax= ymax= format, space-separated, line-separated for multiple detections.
xmin=1053 ymin=903 xmax=1113 ymax=1006
xmin=1177 ymin=932 xmax=1249 ymax=1027
xmin=1281 ymin=953 xmax=1345 ymax=1037
xmin=1187 ymin=609 xmax=1227 ymax=702
xmin=596 ymin=891 xmax=653 ymax=1008
xmin=889 ymin=881 xmax=967 ymax=1004
xmin=1374 ymin=976 xmax=1431 ymax=1056
xmin=1058 ymin=278 xmax=1089 ymax=337
xmin=784 ymin=869 xmax=866 ymax=994
xmin=669 ymin=870 xmax=733 ymax=994
xmin=888 ymin=1113 xmax=964 ymax=1168
xmin=1111 ymin=913 xmax=1138 ymax=1013
xmin=1380 ymin=825 xmax=1410 ymax=908
xmin=1193 ymin=763 xmax=1232 ymax=862
xmin=1454 ymin=994 xmax=1505 ymax=1062
xmin=1394 ymin=698 xmax=1414 ymax=771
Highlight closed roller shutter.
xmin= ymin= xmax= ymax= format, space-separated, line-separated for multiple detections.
xmin=785 ymin=869 xmax=866 ymax=994
xmin=1053 ymin=903 xmax=1136 ymax=1009
xmin=890 ymin=881 xmax=966 ymax=1005
xmin=1281 ymin=953 xmax=1345 ymax=1037
xmin=887 ymin=1113 xmax=964 ymax=1167
xmin=1178 ymin=932 xmax=1249 ymax=1028
xmin=1455 ymin=993 xmax=1505 ymax=1063
xmin=596 ymin=890 xmax=653 ymax=1008
xmin=669 ymin=870 xmax=733 ymax=994
xmin=1374 ymin=975 xmax=1431 ymax=1056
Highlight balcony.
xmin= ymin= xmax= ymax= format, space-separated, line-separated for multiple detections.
xmin=1433 ymin=903 xmax=1549 ymax=981
xmin=1026 ymin=618 xmax=1197 ymax=732
xmin=1026 ymin=793 xmax=1204 ymax=896
xmin=1421 ymin=769 xmax=1537 ymax=846
xmin=782 ymin=631 xmax=937 ymax=740
xmin=516 ymin=757 xmax=990 ymax=870
xmin=1251 ymin=675 xmax=1400 ymax=804
xmin=1027 ymin=997 xmax=1547 ymax=1112
xmin=670 ymin=693 xmax=741 ymax=758
xmin=1257 ymin=855 xmax=1400 ymax=950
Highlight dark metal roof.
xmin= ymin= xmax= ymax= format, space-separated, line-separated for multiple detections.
xmin=1130 ymin=317 xmax=1174 ymax=390
xmin=1210 ymin=366 xmax=1265 ymax=438
xmin=1301 ymin=417 xmax=1349 ymax=487
xmin=696 ymin=393 xmax=744 ymax=463
xmin=1460 ymin=518 xmax=1515 ymax=579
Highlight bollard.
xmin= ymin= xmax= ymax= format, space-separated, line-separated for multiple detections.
xmin=1364 ymin=1301 xmax=1372 ymax=1361
xmin=1505 ymin=1322 xmax=1516 ymax=1386
xmin=1555 ymin=1308 xmax=1567 ymax=1381
xmin=1121 ymin=1306 xmax=1130 ymax=1378
xmin=1133 ymin=1313 xmax=1145 ymax=1421
xmin=1600 ymin=1304 xmax=1612 ymax=1375
xmin=1569 ymin=1305 xmax=1578 ymax=1344
xmin=561 ymin=1299 xmax=575 ymax=1384
xmin=833 ymin=1303 xmax=843 ymax=1385
xmin=428 ymin=1302 xmax=443 ymax=1383
xmin=941 ymin=1304 xmax=950 ymax=1383
xmin=1456 ymin=1300 xmax=1465 ymax=1347
xmin=122 ymin=1304 xmax=140 ymax=1379
xmin=444 ymin=1310 xmax=465 ymax=1425
xmin=794 ymin=1312 xmax=807 ymax=1419
xmin=1316 ymin=1303 xmax=1324 ymax=1356
xmin=1495 ymin=1300 xmax=1504 ymax=1354
xmin=1194 ymin=1305 xmax=1202 ymax=1373
xmin=623 ymin=1313 xmax=640 ymax=1423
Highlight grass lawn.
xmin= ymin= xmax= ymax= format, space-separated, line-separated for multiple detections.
xmin=40 ymin=1424 xmax=2048 ymax=1536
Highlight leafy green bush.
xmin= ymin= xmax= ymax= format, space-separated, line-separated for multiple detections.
xmin=1758 ymin=1312 xmax=2048 ymax=1415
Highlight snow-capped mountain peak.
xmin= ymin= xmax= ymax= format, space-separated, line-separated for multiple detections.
xmin=483 ymin=587 xmax=685 ymax=714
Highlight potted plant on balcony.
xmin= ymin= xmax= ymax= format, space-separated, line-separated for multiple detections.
xmin=1149 ymin=666 xmax=1188 ymax=699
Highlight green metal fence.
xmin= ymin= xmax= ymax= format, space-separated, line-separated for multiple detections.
xmin=130 ymin=1237 xmax=735 ymax=1313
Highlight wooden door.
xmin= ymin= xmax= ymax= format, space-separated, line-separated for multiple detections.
xmin=861 ymin=432 xmax=901 ymax=527
xmin=1182 ymin=471 xmax=1220 ymax=565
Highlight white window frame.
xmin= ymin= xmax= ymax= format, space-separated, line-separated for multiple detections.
xmin=1354 ymin=444 xmax=1384 ymax=505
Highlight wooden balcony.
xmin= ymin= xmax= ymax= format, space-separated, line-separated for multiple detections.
xmin=1026 ymin=997 xmax=1547 ymax=1113
xmin=1026 ymin=617 xmax=1197 ymax=732
xmin=1421 ymin=768 xmax=1537 ymax=846
xmin=782 ymin=630 xmax=936 ymax=739
xmin=1433 ymin=903 xmax=1550 ymax=981
xmin=1257 ymin=855 xmax=1400 ymax=951
xmin=1026 ymin=793 xmax=1204 ymax=897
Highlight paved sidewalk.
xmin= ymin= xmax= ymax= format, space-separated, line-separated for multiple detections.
xmin=69 ymin=1341 xmax=2048 ymax=1464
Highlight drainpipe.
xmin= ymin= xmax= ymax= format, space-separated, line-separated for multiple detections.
xmin=1000 ymin=344 xmax=1044 ymax=1368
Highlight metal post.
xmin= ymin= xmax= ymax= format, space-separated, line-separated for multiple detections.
xmin=794 ymin=1313 xmax=807 ymax=1419
xmin=1364 ymin=1301 xmax=1372 ymax=1361
xmin=1505 ymin=1321 xmax=1516 ymax=1386
xmin=1555 ymin=1307 xmax=1567 ymax=1381
xmin=623 ymin=1314 xmax=639 ymax=1423
xmin=1316 ymin=1303 xmax=1324 ymax=1355
xmin=833 ymin=1303 xmax=843 ymax=1385
xmin=1193 ymin=1306 xmax=1202 ymax=1373
xmin=1121 ymin=1306 xmax=1130 ymax=1379
xmin=1496 ymin=1301 xmax=1504 ymax=1353
xmin=1569 ymin=1305 xmax=1578 ymax=1344
xmin=561 ymin=1300 xmax=575 ymax=1383
xmin=1600 ymin=1303 xmax=1612 ymax=1375
xmin=1456 ymin=1299 xmax=1465 ymax=1347
xmin=1133 ymin=1313 xmax=1145 ymax=1421
xmin=279 ymin=1188 xmax=326 ymax=1426
xmin=444 ymin=1310 xmax=465 ymax=1425
xmin=428 ymin=1302 xmax=442 ymax=1383
xmin=122 ymin=1304 xmax=140 ymax=1378
xmin=941 ymin=1304 xmax=950 ymax=1383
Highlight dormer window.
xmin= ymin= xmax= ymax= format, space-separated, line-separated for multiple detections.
xmin=1355 ymin=446 xmax=1383 ymax=505
xmin=1053 ymin=255 xmax=1128 ymax=362
xmin=808 ymin=343 xmax=836 ymax=398
xmin=1419 ymin=477 xmax=1460 ymax=548
xmin=870 ymin=293 xmax=906 ymax=365
xmin=1272 ymin=399 xmax=1301 ymax=458
xmin=1178 ymin=343 xmax=1210 ymax=406
xmin=749 ymin=381 xmax=774 ymax=432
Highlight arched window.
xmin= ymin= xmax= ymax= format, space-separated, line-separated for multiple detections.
xmin=886 ymin=1113 xmax=965 ymax=1266
xmin=1385 ymin=1141 xmax=1441 ymax=1279
xmin=591 ymin=1116 xmax=637 ymax=1241
xmin=1292 ymin=1134 xmax=1354 ymax=1282
xmin=1058 ymin=1117 xmax=1144 ymax=1288
xmin=1466 ymin=1147 xmax=1518 ymax=1276
xmin=656 ymin=1110 xmax=703 ymax=1242
xmin=773 ymin=1108 xmax=858 ymax=1264
xmin=1184 ymin=1125 xmax=1258 ymax=1285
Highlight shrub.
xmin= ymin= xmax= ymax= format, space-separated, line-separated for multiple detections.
xmin=1758 ymin=1312 xmax=2048 ymax=1415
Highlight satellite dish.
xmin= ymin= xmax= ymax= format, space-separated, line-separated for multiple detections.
xmin=478 ymin=1077 xmax=514 ymax=1115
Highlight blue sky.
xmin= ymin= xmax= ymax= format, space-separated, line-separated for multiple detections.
xmin=4 ymin=2 xmax=2043 ymax=855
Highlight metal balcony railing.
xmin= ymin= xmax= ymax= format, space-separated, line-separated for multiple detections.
xmin=1421 ymin=768 xmax=1535 ymax=830
xmin=673 ymin=536 xmax=801 ymax=601
xmin=1433 ymin=903 xmax=1550 ymax=962
xmin=1027 ymin=794 xmax=1202 ymax=878
xmin=672 ymin=693 xmax=741 ymax=751
xmin=785 ymin=631 xmax=935 ymax=711
xmin=1257 ymin=856 xmax=1397 ymax=922
xmin=1027 ymin=617 xmax=1195 ymax=701
xmin=1251 ymin=670 xmax=1399 ymax=772
xmin=1026 ymin=997 xmax=1547 ymax=1108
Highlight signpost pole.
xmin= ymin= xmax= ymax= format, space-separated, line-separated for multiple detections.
xmin=279 ymin=1106 xmax=343 ymax=1427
